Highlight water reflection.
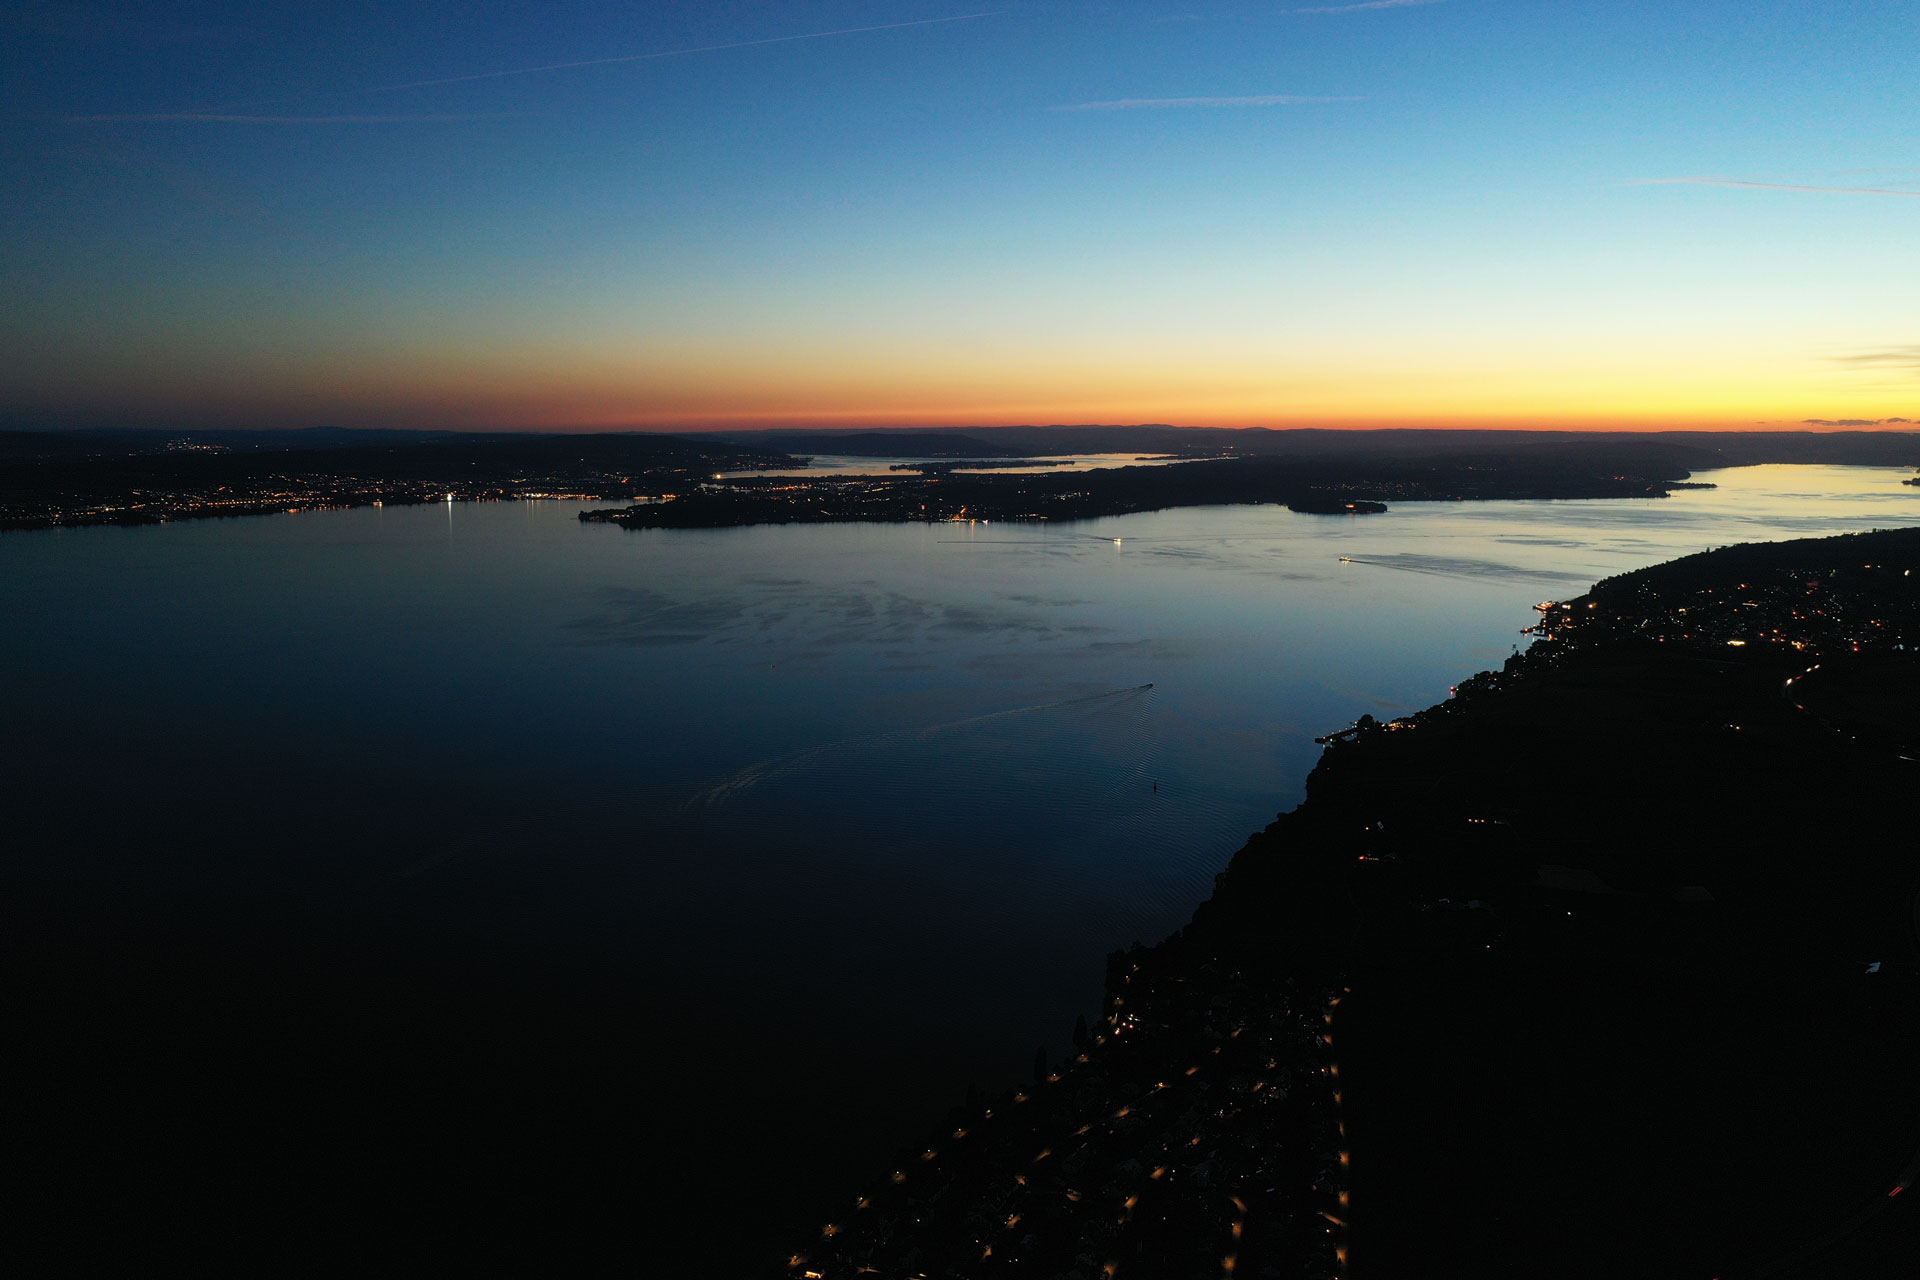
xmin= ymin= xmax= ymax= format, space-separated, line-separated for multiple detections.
xmin=3 ymin=463 xmax=1915 ymax=1267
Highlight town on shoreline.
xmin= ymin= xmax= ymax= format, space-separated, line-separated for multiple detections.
xmin=778 ymin=524 xmax=1920 ymax=1278
xmin=8 ymin=425 xmax=1916 ymax=533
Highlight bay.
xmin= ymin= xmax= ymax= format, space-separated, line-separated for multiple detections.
xmin=5 ymin=463 xmax=1915 ymax=1268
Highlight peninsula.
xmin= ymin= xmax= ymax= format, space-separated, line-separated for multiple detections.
xmin=583 ymin=443 xmax=1717 ymax=531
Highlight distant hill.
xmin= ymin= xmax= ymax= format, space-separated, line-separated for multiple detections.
xmin=962 ymin=425 xmax=1920 ymax=466
xmin=719 ymin=424 xmax=1920 ymax=466
xmin=11 ymin=423 xmax=1916 ymax=468
xmin=0 ymin=427 xmax=485 ymax=460
xmin=758 ymin=432 xmax=1025 ymax=458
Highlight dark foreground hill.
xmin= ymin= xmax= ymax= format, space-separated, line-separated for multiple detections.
xmin=784 ymin=527 xmax=1920 ymax=1279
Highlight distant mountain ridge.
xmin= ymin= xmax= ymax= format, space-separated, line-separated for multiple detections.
xmin=757 ymin=432 xmax=1027 ymax=458
xmin=7 ymin=424 xmax=1918 ymax=470
xmin=722 ymin=425 xmax=1920 ymax=467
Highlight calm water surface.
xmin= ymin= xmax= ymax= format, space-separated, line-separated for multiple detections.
xmin=6 ymin=464 xmax=1916 ymax=1265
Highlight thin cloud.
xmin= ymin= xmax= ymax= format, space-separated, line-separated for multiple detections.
xmin=1831 ymin=347 xmax=1920 ymax=370
xmin=1292 ymin=0 xmax=1444 ymax=14
xmin=1057 ymin=94 xmax=1361 ymax=111
xmin=1635 ymin=176 xmax=1920 ymax=198
xmin=1801 ymin=418 xmax=1913 ymax=427
xmin=70 ymin=113 xmax=519 ymax=123
xmin=242 ymin=12 xmax=1003 ymax=107
xmin=73 ymin=12 xmax=1002 ymax=123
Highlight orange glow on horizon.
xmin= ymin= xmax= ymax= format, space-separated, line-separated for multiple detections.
xmin=22 ymin=319 xmax=1917 ymax=434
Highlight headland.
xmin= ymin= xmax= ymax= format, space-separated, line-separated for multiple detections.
xmin=778 ymin=525 xmax=1920 ymax=1278
xmin=583 ymin=447 xmax=1713 ymax=531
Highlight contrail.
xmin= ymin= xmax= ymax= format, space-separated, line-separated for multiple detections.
xmin=1057 ymin=94 xmax=1361 ymax=111
xmin=70 ymin=113 xmax=520 ymax=124
xmin=70 ymin=14 xmax=1002 ymax=123
xmin=1634 ymin=176 xmax=1920 ymax=199
xmin=305 ymin=12 xmax=1002 ymax=101
xmin=1292 ymin=0 xmax=1443 ymax=13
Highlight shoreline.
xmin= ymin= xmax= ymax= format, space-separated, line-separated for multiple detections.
xmin=582 ymin=455 xmax=1707 ymax=532
xmin=781 ymin=525 xmax=1920 ymax=1277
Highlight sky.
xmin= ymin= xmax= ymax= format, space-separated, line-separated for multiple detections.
xmin=2 ymin=0 xmax=1917 ymax=432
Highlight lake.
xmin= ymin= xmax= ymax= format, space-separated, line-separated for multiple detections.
xmin=6 ymin=463 xmax=1916 ymax=1269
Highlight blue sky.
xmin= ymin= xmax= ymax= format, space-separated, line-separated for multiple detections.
xmin=4 ymin=1 xmax=1916 ymax=429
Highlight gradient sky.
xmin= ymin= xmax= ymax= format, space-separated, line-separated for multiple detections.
xmin=3 ymin=1 xmax=1917 ymax=431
